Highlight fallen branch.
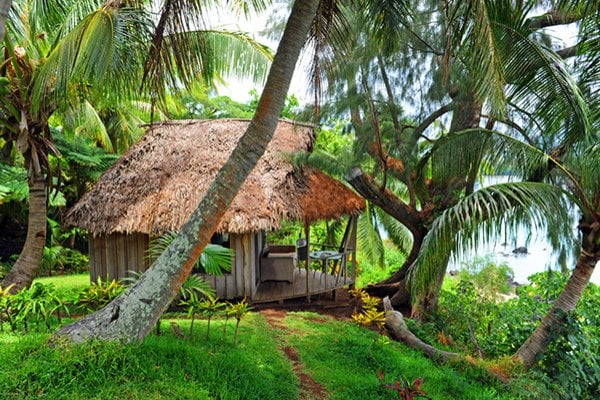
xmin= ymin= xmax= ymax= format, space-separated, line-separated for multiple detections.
xmin=382 ymin=296 xmax=510 ymax=384
xmin=383 ymin=296 xmax=459 ymax=362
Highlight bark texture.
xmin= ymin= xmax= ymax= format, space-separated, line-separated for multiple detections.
xmin=54 ymin=0 xmax=321 ymax=343
xmin=1 ymin=171 xmax=47 ymax=292
xmin=0 ymin=0 xmax=11 ymax=42
xmin=515 ymin=246 xmax=599 ymax=369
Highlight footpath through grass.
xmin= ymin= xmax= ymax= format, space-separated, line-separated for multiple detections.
xmin=0 ymin=310 xmax=545 ymax=399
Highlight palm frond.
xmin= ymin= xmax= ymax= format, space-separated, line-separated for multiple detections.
xmin=147 ymin=232 xmax=233 ymax=276
xmin=462 ymin=0 xmax=508 ymax=113
xmin=66 ymin=100 xmax=113 ymax=152
xmin=32 ymin=5 xmax=153 ymax=116
xmin=355 ymin=0 xmax=411 ymax=54
xmin=0 ymin=162 xmax=28 ymax=203
xmin=408 ymin=182 xmax=575 ymax=298
xmin=357 ymin=202 xmax=385 ymax=269
xmin=201 ymin=30 xmax=272 ymax=84
xmin=199 ymin=244 xmax=234 ymax=275
xmin=377 ymin=209 xmax=413 ymax=256
xmin=498 ymin=21 xmax=590 ymax=147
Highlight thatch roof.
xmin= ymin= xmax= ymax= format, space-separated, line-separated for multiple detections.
xmin=67 ymin=119 xmax=364 ymax=235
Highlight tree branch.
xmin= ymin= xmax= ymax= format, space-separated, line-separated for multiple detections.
xmin=413 ymin=104 xmax=453 ymax=141
xmin=528 ymin=10 xmax=582 ymax=30
xmin=346 ymin=167 xmax=422 ymax=235
xmin=556 ymin=44 xmax=579 ymax=59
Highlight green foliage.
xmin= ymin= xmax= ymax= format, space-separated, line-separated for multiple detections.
xmin=534 ymin=310 xmax=600 ymax=400
xmin=148 ymin=232 xmax=233 ymax=276
xmin=179 ymin=291 xmax=203 ymax=338
xmin=75 ymin=278 xmax=124 ymax=313
xmin=379 ymin=373 xmax=431 ymax=400
xmin=198 ymin=297 xmax=226 ymax=340
xmin=356 ymin=241 xmax=406 ymax=287
xmin=350 ymin=288 xmax=386 ymax=329
xmin=455 ymin=256 xmax=515 ymax=298
xmin=412 ymin=269 xmax=599 ymax=398
xmin=230 ymin=298 xmax=253 ymax=348
xmin=0 ymin=163 xmax=28 ymax=204
xmin=1 ymin=282 xmax=74 ymax=333
xmin=179 ymin=274 xmax=216 ymax=301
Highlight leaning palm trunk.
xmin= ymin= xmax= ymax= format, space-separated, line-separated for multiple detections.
xmin=515 ymin=247 xmax=599 ymax=369
xmin=0 ymin=0 xmax=11 ymax=42
xmin=2 ymin=171 xmax=47 ymax=292
xmin=54 ymin=0 xmax=320 ymax=343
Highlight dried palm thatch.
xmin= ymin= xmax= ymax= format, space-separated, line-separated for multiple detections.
xmin=67 ymin=119 xmax=364 ymax=235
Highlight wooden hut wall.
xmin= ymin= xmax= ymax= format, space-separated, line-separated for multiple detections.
xmin=88 ymin=233 xmax=149 ymax=282
xmin=198 ymin=233 xmax=259 ymax=299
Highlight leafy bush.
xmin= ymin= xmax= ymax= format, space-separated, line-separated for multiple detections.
xmin=350 ymin=288 xmax=386 ymax=329
xmin=1 ymin=282 xmax=74 ymax=333
xmin=419 ymin=268 xmax=599 ymax=398
xmin=455 ymin=256 xmax=514 ymax=298
xmin=75 ymin=278 xmax=124 ymax=313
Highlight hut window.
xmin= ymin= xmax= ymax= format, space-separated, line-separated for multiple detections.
xmin=210 ymin=233 xmax=230 ymax=248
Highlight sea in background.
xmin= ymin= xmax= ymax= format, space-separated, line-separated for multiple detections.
xmin=449 ymin=176 xmax=600 ymax=285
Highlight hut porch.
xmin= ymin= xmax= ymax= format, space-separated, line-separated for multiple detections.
xmin=252 ymin=266 xmax=354 ymax=303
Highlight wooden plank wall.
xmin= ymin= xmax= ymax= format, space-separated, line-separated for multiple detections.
xmin=197 ymin=232 xmax=259 ymax=300
xmin=89 ymin=231 xmax=260 ymax=300
xmin=88 ymin=233 xmax=149 ymax=282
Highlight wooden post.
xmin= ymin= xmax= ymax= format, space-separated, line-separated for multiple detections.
xmin=351 ymin=216 xmax=358 ymax=283
xmin=305 ymin=223 xmax=311 ymax=303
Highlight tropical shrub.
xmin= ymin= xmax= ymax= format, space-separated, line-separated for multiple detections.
xmin=0 ymin=282 xmax=74 ymax=332
xmin=75 ymin=278 xmax=124 ymax=313
xmin=350 ymin=288 xmax=386 ymax=329
xmin=412 ymin=268 xmax=599 ymax=398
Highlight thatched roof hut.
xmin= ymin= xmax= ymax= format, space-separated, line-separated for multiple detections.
xmin=67 ymin=119 xmax=364 ymax=301
xmin=67 ymin=119 xmax=364 ymax=235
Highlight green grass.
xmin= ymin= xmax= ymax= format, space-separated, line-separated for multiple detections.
xmin=34 ymin=273 xmax=91 ymax=295
xmin=0 ymin=314 xmax=296 ymax=400
xmin=0 ymin=307 xmax=547 ymax=399
xmin=280 ymin=312 xmax=534 ymax=400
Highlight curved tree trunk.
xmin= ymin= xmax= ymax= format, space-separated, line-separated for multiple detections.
xmin=54 ymin=0 xmax=320 ymax=343
xmin=0 ymin=0 xmax=11 ymax=42
xmin=515 ymin=247 xmax=599 ymax=369
xmin=1 ymin=170 xmax=46 ymax=292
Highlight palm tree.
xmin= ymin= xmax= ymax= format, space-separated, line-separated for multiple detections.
xmin=1 ymin=0 xmax=271 ymax=292
xmin=55 ymin=0 xmax=323 ymax=343
xmin=312 ymin=0 xmax=593 ymax=314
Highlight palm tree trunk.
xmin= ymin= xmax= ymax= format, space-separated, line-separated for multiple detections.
xmin=54 ymin=0 xmax=320 ymax=343
xmin=1 ymin=171 xmax=47 ymax=292
xmin=515 ymin=248 xmax=598 ymax=369
xmin=0 ymin=0 xmax=11 ymax=42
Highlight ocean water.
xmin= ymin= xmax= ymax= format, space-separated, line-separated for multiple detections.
xmin=453 ymin=176 xmax=600 ymax=285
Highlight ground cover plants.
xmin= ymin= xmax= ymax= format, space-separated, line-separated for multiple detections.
xmin=409 ymin=264 xmax=600 ymax=400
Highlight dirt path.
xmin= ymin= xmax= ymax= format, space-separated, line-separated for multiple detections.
xmin=261 ymin=309 xmax=328 ymax=400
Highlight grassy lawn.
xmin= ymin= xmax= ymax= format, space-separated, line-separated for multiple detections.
xmin=280 ymin=312 xmax=534 ymax=400
xmin=0 ymin=306 xmax=549 ymax=399
xmin=34 ymin=273 xmax=91 ymax=295
xmin=0 ymin=314 xmax=297 ymax=400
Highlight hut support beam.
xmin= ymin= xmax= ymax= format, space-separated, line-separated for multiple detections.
xmin=305 ymin=223 xmax=311 ymax=303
